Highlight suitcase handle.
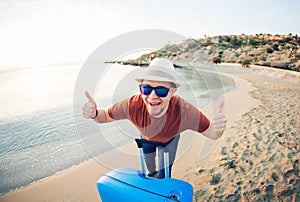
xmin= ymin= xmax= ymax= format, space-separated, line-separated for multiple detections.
xmin=135 ymin=138 xmax=170 ymax=178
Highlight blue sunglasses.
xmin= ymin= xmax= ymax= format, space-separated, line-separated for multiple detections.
xmin=139 ymin=84 xmax=172 ymax=97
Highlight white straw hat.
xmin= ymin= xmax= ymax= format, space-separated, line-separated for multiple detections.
xmin=135 ymin=58 xmax=181 ymax=88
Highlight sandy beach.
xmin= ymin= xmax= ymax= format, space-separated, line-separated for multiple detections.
xmin=0 ymin=64 xmax=299 ymax=202
xmin=184 ymin=65 xmax=300 ymax=202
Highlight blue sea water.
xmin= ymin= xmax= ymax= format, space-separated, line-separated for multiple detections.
xmin=0 ymin=63 xmax=234 ymax=195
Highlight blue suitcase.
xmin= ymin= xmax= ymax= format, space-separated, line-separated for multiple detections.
xmin=97 ymin=139 xmax=193 ymax=202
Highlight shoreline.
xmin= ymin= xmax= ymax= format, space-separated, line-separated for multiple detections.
xmin=1 ymin=64 xmax=299 ymax=201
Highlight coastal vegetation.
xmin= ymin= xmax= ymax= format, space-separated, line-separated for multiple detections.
xmin=121 ymin=34 xmax=300 ymax=72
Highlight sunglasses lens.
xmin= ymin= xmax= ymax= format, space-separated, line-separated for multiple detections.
xmin=140 ymin=85 xmax=152 ymax=95
xmin=139 ymin=84 xmax=170 ymax=97
xmin=155 ymin=86 xmax=169 ymax=97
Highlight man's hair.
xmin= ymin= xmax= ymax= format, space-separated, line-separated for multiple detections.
xmin=170 ymin=82 xmax=176 ymax=88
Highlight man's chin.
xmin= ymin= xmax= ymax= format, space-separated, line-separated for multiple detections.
xmin=148 ymin=109 xmax=165 ymax=118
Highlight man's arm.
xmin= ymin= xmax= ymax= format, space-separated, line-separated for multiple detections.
xmin=202 ymin=101 xmax=226 ymax=140
xmin=93 ymin=108 xmax=114 ymax=123
xmin=82 ymin=91 xmax=114 ymax=123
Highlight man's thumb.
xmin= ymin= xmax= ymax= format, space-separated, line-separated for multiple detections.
xmin=85 ymin=91 xmax=96 ymax=105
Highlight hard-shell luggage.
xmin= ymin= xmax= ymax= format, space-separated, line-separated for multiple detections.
xmin=97 ymin=138 xmax=193 ymax=202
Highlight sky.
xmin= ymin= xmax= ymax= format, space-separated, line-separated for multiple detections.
xmin=1 ymin=0 xmax=300 ymax=67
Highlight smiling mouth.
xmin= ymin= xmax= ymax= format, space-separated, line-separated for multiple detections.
xmin=149 ymin=102 xmax=161 ymax=107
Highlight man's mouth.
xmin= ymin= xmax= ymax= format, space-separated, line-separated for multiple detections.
xmin=149 ymin=101 xmax=161 ymax=107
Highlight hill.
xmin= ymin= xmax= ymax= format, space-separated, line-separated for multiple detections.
xmin=132 ymin=34 xmax=300 ymax=71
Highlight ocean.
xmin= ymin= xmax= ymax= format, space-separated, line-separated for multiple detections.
xmin=0 ymin=63 xmax=234 ymax=195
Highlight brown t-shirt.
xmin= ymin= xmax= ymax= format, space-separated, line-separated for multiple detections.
xmin=108 ymin=95 xmax=210 ymax=143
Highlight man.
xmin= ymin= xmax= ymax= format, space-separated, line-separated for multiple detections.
xmin=82 ymin=58 xmax=226 ymax=179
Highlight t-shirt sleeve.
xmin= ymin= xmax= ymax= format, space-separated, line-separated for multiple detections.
xmin=108 ymin=98 xmax=131 ymax=120
xmin=197 ymin=111 xmax=210 ymax=132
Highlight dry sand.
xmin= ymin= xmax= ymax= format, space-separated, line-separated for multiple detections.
xmin=0 ymin=64 xmax=299 ymax=202
xmin=185 ymin=65 xmax=300 ymax=202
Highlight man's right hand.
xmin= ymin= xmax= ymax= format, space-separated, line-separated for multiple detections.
xmin=82 ymin=91 xmax=98 ymax=119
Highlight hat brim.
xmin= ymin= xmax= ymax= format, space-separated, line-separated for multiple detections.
xmin=135 ymin=75 xmax=181 ymax=88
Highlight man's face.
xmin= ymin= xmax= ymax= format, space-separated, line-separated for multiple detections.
xmin=140 ymin=80 xmax=176 ymax=118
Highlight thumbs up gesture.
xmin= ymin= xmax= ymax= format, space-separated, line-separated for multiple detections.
xmin=82 ymin=91 xmax=98 ymax=119
xmin=211 ymin=101 xmax=227 ymax=138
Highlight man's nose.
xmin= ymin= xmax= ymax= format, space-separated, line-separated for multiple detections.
xmin=148 ymin=89 xmax=158 ymax=98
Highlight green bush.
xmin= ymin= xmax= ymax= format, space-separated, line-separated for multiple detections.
xmin=271 ymin=43 xmax=279 ymax=51
xmin=266 ymin=47 xmax=274 ymax=54
xmin=249 ymin=39 xmax=259 ymax=47
xmin=241 ymin=59 xmax=251 ymax=67
xmin=212 ymin=56 xmax=222 ymax=64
